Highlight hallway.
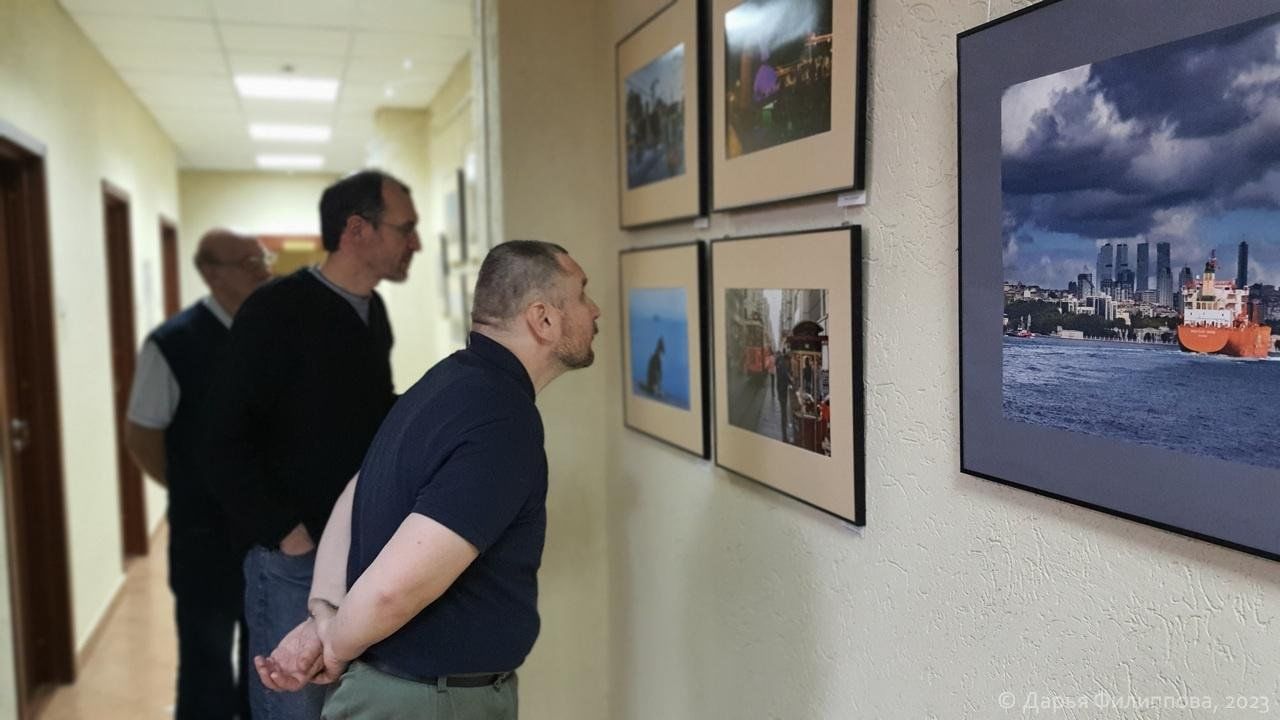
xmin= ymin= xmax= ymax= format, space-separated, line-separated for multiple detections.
xmin=39 ymin=529 xmax=175 ymax=720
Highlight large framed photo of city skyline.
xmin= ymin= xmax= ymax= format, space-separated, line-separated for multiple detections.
xmin=711 ymin=0 xmax=868 ymax=210
xmin=619 ymin=242 xmax=710 ymax=458
xmin=712 ymin=228 xmax=864 ymax=525
xmin=960 ymin=0 xmax=1280 ymax=560
xmin=617 ymin=0 xmax=706 ymax=228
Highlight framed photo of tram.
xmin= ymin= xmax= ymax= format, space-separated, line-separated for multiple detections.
xmin=711 ymin=227 xmax=864 ymax=524
xmin=617 ymin=0 xmax=707 ymax=228
xmin=959 ymin=0 xmax=1280 ymax=560
xmin=619 ymin=241 xmax=710 ymax=457
xmin=711 ymin=0 xmax=869 ymax=210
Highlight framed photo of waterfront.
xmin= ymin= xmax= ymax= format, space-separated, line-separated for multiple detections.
xmin=619 ymin=242 xmax=710 ymax=458
xmin=711 ymin=0 xmax=868 ymax=210
xmin=617 ymin=0 xmax=706 ymax=228
xmin=959 ymin=0 xmax=1280 ymax=560
xmin=712 ymin=228 xmax=864 ymax=524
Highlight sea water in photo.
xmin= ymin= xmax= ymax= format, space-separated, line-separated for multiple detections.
xmin=629 ymin=287 xmax=691 ymax=409
xmin=1003 ymin=337 xmax=1280 ymax=470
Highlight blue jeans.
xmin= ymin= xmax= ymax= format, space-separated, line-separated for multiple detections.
xmin=244 ymin=545 xmax=327 ymax=719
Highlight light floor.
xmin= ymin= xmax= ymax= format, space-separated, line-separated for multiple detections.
xmin=39 ymin=528 xmax=177 ymax=719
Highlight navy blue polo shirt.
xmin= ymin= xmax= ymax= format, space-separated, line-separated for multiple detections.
xmin=347 ymin=332 xmax=548 ymax=677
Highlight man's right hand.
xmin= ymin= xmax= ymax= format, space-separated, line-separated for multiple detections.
xmin=279 ymin=523 xmax=315 ymax=556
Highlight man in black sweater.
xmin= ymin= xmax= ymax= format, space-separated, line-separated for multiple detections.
xmin=204 ymin=169 xmax=420 ymax=720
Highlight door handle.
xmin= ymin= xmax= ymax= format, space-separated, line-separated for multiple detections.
xmin=10 ymin=418 xmax=29 ymax=453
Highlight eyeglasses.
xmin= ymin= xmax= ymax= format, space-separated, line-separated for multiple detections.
xmin=209 ymin=252 xmax=276 ymax=271
xmin=359 ymin=213 xmax=418 ymax=239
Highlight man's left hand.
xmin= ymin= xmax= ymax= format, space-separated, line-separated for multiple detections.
xmin=253 ymin=617 xmax=324 ymax=692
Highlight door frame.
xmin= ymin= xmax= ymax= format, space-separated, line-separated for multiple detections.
xmin=101 ymin=181 xmax=147 ymax=559
xmin=159 ymin=217 xmax=180 ymax=319
xmin=0 ymin=122 xmax=76 ymax=718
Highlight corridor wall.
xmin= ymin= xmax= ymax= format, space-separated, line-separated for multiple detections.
xmin=487 ymin=0 xmax=1280 ymax=717
xmin=0 ymin=0 xmax=180 ymax=693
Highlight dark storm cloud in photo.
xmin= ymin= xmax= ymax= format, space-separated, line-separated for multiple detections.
xmin=1001 ymin=11 xmax=1280 ymax=286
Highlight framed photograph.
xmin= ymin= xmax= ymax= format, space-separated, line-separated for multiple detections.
xmin=443 ymin=182 xmax=463 ymax=267
xmin=711 ymin=0 xmax=868 ymax=210
xmin=712 ymin=227 xmax=864 ymax=524
xmin=455 ymin=168 xmax=469 ymax=263
xmin=436 ymin=232 xmax=450 ymax=316
xmin=448 ymin=272 xmax=469 ymax=347
xmin=959 ymin=0 xmax=1280 ymax=559
xmin=461 ymin=151 xmax=486 ymax=258
xmin=616 ymin=0 xmax=707 ymax=228
xmin=619 ymin=242 xmax=710 ymax=458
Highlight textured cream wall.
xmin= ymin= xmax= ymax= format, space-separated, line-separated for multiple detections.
xmin=492 ymin=1 xmax=613 ymax=717
xmin=601 ymin=1 xmax=1280 ymax=718
xmin=425 ymin=57 xmax=474 ymax=358
xmin=367 ymin=108 xmax=443 ymax=390
xmin=0 ymin=0 xmax=179 ymax=678
xmin=177 ymin=170 xmax=340 ymax=307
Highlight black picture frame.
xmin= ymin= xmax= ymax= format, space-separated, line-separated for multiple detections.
xmin=959 ymin=0 xmax=1280 ymax=560
xmin=619 ymin=241 xmax=712 ymax=458
xmin=710 ymin=0 xmax=869 ymax=211
xmin=456 ymin=168 xmax=469 ymax=263
xmin=616 ymin=0 xmax=710 ymax=228
xmin=710 ymin=227 xmax=864 ymax=525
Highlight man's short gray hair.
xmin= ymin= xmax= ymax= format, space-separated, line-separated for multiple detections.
xmin=472 ymin=240 xmax=570 ymax=326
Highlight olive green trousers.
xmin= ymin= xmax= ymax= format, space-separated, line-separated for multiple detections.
xmin=322 ymin=661 xmax=518 ymax=720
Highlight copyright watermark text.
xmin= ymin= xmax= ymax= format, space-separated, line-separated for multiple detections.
xmin=997 ymin=691 xmax=1272 ymax=714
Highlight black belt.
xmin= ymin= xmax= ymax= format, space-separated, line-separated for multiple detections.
xmin=363 ymin=659 xmax=514 ymax=688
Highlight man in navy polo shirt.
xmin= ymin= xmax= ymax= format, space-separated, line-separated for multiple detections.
xmin=255 ymin=240 xmax=600 ymax=718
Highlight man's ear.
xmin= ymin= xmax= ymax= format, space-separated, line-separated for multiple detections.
xmin=525 ymin=301 xmax=556 ymax=344
xmin=342 ymin=214 xmax=367 ymax=248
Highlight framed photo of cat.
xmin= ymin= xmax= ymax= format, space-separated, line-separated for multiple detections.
xmin=619 ymin=241 xmax=710 ymax=458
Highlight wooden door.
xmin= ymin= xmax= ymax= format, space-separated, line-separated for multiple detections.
xmin=102 ymin=183 xmax=147 ymax=559
xmin=0 ymin=134 xmax=75 ymax=718
xmin=160 ymin=219 xmax=180 ymax=318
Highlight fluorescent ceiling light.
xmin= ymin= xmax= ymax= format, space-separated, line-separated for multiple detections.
xmin=235 ymin=75 xmax=339 ymax=102
xmin=256 ymin=154 xmax=324 ymax=170
xmin=249 ymin=124 xmax=332 ymax=143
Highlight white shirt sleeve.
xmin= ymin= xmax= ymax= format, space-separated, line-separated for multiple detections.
xmin=126 ymin=340 xmax=180 ymax=430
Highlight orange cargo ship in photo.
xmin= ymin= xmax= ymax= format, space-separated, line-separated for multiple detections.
xmin=1177 ymin=252 xmax=1272 ymax=358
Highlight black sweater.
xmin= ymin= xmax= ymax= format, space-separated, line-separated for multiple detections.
xmin=203 ymin=269 xmax=396 ymax=549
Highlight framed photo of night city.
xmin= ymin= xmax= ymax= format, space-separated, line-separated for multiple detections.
xmin=959 ymin=0 xmax=1280 ymax=560
xmin=711 ymin=0 xmax=868 ymax=210
xmin=712 ymin=228 xmax=864 ymax=524
xmin=619 ymin=242 xmax=710 ymax=457
xmin=616 ymin=0 xmax=706 ymax=228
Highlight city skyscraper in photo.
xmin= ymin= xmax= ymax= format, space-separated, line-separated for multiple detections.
xmin=1156 ymin=242 xmax=1172 ymax=306
xmin=1237 ymin=240 xmax=1249 ymax=289
xmin=1136 ymin=242 xmax=1149 ymax=292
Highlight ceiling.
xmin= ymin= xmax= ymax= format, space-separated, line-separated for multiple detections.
xmin=59 ymin=0 xmax=473 ymax=172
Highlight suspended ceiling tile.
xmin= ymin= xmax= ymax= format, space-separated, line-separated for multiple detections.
xmin=240 ymin=98 xmax=338 ymax=125
xmin=135 ymin=87 xmax=241 ymax=112
xmin=351 ymin=0 xmax=470 ymax=34
xmin=124 ymin=71 xmax=237 ymax=100
xmin=212 ymin=0 xmax=355 ymax=28
xmin=336 ymin=82 xmax=388 ymax=105
xmin=97 ymin=45 xmax=227 ymax=74
xmin=349 ymin=31 xmax=469 ymax=62
xmin=219 ymin=23 xmax=351 ymax=56
xmin=228 ymin=52 xmax=346 ymax=78
xmin=343 ymin=54 xmax=454 ymax=83
xmin=72 ymin=14 xmax=221 ymax=51
xmin=59 ymin=0 xmax=211 ymax=20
